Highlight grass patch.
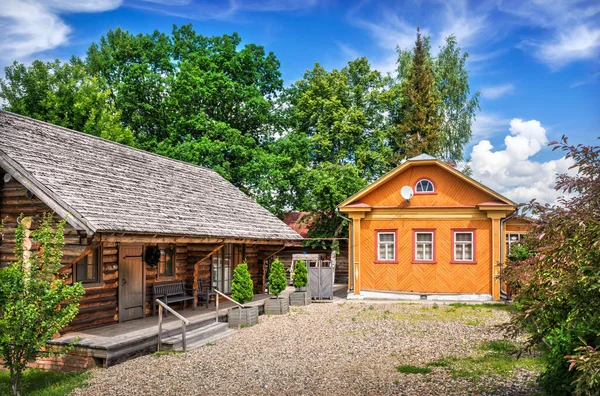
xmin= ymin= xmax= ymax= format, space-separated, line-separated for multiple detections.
xmin=426 ymin=358 xmax=451 ymax=367
xmin=480 ymin=339 xmax=518 ymax=353
xmin=396 ymin=365 xmax=432 ymax=374
xmin=153 ymin=350 xmax=183 ymax=357
xmin=0 ymin=368 xmax=89 ymax=396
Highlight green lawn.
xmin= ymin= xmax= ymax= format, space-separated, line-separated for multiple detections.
xmin=0 ymin=369 xmax=89 ymax=396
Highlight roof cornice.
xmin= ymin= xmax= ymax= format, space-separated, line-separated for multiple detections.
xmin=0 ymin=149 xmax=96 ymax=235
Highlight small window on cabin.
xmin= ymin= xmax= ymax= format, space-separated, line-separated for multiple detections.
xmin=414 ymin=232 xmax=434 ymax=261
xmin=506 ymin=233 xmax=525 ymax=254
xmin=454 ymin=232 xmax=474 ymax=262
xmin=159 ymin=244 xmax=175 ymax=277
xmin=415 ymin=179 xmax=435 ymax=193
xmin=377 ymin=232 xmax=396 ymax=261
xmin=75 ymin=247 xmax=101 ymax=284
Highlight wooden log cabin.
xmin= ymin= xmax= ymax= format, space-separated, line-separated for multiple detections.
xmin=0 ymin=111 xmax=302 ymax=332
xmin=338 ymin=154 xmax=524 ymax=301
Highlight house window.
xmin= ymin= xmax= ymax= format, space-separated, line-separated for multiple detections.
xmin=377 ymin=231 xmax=396 ymax=262
xmin=415 ymin=179 xmax=434 ymax=193
xmin=212 ymin=244 xmax=245 ymax=293
xmin=75 ymin=247 xmax=101 ymax=285
xmin=506 ymin=233 xmax=525 ymax=254
xmin=159 ymin=244 xmax=175 ymax=277
xmin=413 ymin=230 xmax=435 ymax=262
xmin=453 ymin=230 xmax=475 ymax=263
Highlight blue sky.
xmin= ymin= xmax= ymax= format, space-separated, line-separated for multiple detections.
xmin=0 ymin=0 xmax=598 ymax=204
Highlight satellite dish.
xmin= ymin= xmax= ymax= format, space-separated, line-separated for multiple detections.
xmin=400 ymin=186 xmax=414 ymax=202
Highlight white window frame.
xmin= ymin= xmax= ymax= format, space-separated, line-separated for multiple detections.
xmin=414 ymin=232 xmax=434 ymax=261
xmin=454 ymin=231 xmax=474 ymax=262
xmin=377 ymin=232 xmax=396 ymax=261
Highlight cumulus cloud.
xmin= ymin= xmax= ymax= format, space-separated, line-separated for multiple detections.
xmin=469 ymin=118 xmax=576 ymax=205
xmin=0 ymin=0 xmax=122 ymax=62
xmin=480 ymin=83 xmax=515 ymax=99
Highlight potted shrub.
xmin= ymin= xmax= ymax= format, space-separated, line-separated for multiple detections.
xmin=264 ymin=259 xmax=289 ymax=314
xmin=228 ymin=263 xmax=258 ymax=328
xmin=290 ymin=260 xmax=311 ymax=306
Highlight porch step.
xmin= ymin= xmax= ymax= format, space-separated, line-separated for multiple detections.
xmin=160 ymin=322 xmax=235 ymax=352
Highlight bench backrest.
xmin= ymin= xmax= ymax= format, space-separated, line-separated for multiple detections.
xmin=153 ymin=281 xmax=185 ymax=297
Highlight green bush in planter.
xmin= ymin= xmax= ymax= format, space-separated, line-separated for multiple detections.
xmin=231 ymin=263 xmax=253 ymax=304
xmin=268 ymin=259 xmax=287 ymax=298
xmin=292 ymin=260 xmax=308 ymax=289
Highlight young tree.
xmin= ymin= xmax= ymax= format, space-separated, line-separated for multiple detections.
xmin=391 ymin=28 xmax=442 ymax=163
xmin=0 ymin=214 xmax=85 ymax=396
xmin=503 ymin=137 xmax=600 ymax=395
xmin=292 ymin=260 xmax=308 ymax=289
xmin=268 ymin=259 xmax=287 ymax=298
xmin=231 ymin=263 xmax=254 ymax=304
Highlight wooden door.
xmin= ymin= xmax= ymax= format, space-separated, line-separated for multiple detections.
xmin=118 ymin=244 xmax=145 ymax=322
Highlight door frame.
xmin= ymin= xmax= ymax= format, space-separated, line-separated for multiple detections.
xmin=117 ymin=243 xmax=146 ymax=323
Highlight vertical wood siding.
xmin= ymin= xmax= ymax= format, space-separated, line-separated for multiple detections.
xmin=361 ymin=165 xmax=498 ymax=207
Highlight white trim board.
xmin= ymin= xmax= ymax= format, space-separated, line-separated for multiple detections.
xmin=348 ymin=290 xmax=493 ymax=302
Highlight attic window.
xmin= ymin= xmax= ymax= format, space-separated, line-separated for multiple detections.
xmin=415 ymin=179 xmax=435 ymax=193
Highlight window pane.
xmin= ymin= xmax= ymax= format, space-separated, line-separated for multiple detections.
xmin=424 ymin=244 xmax=432 ymax=259
xmin=378 ymin=244 xmax=386 ymax=259
xmin=417 ymin=233 xmax=432 ymax=242
xmin=387 ymin=244 xmax=394 ymax=260
xmin=456 ymin=233 xmax=472 ymax=242
xmin=455 ymin=245 xmax=463 ymax=260
xmin=379 ymin=233 xmax=394 ymax=242
xmin=416 ymin=245 xmax=423 ymax=259
xmin=464 ymin=244 xmax=472 ymax=260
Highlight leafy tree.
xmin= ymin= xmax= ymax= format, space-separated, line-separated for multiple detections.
xmin=292 ymin=260 xmax=308 ymax=288
xmin=393 ymin=32 xmax=479 ymax=162
xmin=0 ymin=59 xmax=134 ymax=146
xmin=231 ymin=263 xmax=253 ymax=304
xmin=0 ymin=214 xmax=85 ymax=396
xmin=503 ymin=137 xmax=600 ymax=395
xmin=268 ymin=259 xmax=287 ymax=298
xmin=391 ymin=28 xmax=442 ymax=162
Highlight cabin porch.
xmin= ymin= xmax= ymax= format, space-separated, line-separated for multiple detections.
xmin=46 ymin=292 xmax=281 ymax=370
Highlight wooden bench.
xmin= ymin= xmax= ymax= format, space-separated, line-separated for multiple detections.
xmin=152 ymin=281 xmax=195 ymax=316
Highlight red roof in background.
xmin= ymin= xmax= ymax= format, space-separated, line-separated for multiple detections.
xmin=282 ymin=212 xmax=311 ymax=238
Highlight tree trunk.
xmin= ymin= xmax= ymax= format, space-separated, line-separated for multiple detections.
xmin=10 ymin=368 xmax=20 ymax=396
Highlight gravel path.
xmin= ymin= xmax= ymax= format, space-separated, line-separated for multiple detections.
xmin=73 ymin=301 xmax=540 ymax=395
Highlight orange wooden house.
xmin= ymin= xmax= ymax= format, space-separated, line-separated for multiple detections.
xmin=338 ymin=154 xmax=521 ymax=301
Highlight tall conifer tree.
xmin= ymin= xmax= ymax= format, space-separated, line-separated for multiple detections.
xmin=392 ymin=28 xmax=442 ymax=163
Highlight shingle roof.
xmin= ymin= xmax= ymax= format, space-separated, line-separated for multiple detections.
xmin=0 ymin=111 xmax=302 ymax=241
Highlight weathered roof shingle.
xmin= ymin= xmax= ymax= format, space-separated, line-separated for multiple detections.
xmin=0 ymin=111 xmax=302 ymax=241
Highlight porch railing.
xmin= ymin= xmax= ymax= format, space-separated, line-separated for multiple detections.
xmin=156 ymin=299 xmax=191 ymax=352
xmin=214 ymin=289 xmax=245 ymax=330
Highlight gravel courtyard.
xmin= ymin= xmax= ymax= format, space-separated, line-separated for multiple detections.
xmin=73 ymin=301 xmax=542 ymax=395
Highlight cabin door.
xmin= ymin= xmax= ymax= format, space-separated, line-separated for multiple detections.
xmin=118 ymin=244 xmax=145 ymax=322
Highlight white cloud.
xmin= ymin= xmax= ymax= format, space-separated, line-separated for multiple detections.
xmin=500 ymin=0 xmax=600 ymax=69
xmin=469 ymin=118 xmax=577 ymax=205
xmin=480 ymin=83 xmax=514 ymax=99
xmin=472 ymin=112 xmax=509 ymax=139
xmin=0 ymin=0 xmax=121 ymax=61
xmin=335 ymin=41 xmax=360 ymax=60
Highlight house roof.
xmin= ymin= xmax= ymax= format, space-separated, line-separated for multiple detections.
xmin=0 ymin=111 xmax=302 ymax=241
xmin=339 ymin=154 xmax=516 ymax=209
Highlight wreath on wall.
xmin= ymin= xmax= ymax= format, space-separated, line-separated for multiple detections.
xmin=145 ymin=245 xmax=160 ymax=267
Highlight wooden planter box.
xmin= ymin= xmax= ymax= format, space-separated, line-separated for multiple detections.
xmin=228 ymin=306 xmax=258 ymax=328
xmin=264 ymin=297 xmax=289 ymax=315
xmin=289 ymin=291 xmax=311 ymax=306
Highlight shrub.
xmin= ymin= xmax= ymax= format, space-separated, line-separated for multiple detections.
xmin=503 ymin=137 xmax=600 ymax=395
xmin=0 ymin=214 xmax=85 ymax=396
xmin=268 ymin=259 xmax=287 ymax=298
xmin=292 ymin=260 xmax=308 ymax=288
xmin=231 ymin=263 xmax=253 ymax=304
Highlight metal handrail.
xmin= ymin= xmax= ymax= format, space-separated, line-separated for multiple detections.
xmin=214 ymin=289 xmax=245 ymax=330
xmin=156 ymin=299 xmax=191 ymax=353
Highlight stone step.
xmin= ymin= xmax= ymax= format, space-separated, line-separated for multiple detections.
xmin=160 ymin=322 xmax=229 ymax=351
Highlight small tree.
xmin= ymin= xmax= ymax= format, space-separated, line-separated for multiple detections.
xmin=292 ymin=260 xmax=308 ymax=289
xmin=231 ymin=263 xmax=253 ymax=304
xmin=0 ymin=214 xmax=84 ymax=396
xmin=268 ymin=259 xmax=287 ymax=298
